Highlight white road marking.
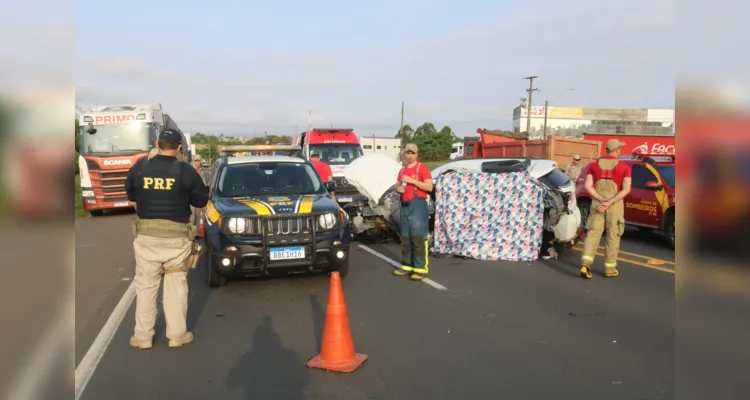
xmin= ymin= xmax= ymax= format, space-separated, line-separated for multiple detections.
xmin=358 ymin=244 xmax=448 ymax=290
xmin=74 ymin=280 xmax=135 ymax=400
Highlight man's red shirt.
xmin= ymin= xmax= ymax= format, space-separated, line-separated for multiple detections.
xmin=311 ymin=160 xmax=333 ymax=182
xmin=587 ymin=155 xmax=632 ymax=191
xmin=397 ymin=162 xmax=431 ymax=201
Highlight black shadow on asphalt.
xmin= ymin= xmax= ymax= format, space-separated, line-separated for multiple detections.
xmin=309 ymin=294 xmax=325 ymax=353
xmin=226 ymin=315 xmax=310 ymax=400
xmin=186 ymin=248 xmax=211 ymax=332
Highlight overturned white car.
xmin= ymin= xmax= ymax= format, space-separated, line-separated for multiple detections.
xmin=342 ymin=154 xmax=583 ymax=258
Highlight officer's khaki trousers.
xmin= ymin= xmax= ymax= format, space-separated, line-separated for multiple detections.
xmin=132 ymin=235 xmax=192 ymax=341
xmin=581 ymin=199 xmax=625 ymax=271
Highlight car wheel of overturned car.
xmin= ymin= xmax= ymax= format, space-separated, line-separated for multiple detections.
xmin=206 ymin=247 xmax=227 ymax=287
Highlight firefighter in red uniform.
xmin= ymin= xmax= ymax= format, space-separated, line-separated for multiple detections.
xmin=393 ymin=143 xmax=434 ymax=281
xmin=580 ymin=139 xmax=632 ymax=279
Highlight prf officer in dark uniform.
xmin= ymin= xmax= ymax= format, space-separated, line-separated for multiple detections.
xmin=125 ymin=129 xmax=209 ymax=349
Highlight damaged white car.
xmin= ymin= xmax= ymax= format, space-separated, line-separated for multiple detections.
xmin=342 ymin=154 xmax=583 ymax=258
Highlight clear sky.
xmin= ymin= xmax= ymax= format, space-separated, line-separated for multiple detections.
xmin=75 ymin=0 xmax=676 ymax=137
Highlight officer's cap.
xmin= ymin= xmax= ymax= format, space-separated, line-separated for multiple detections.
xmin=159 ymin=129 xmax=183 ymax=145
xmin=605 ymin=139 xmax=625 ymax=152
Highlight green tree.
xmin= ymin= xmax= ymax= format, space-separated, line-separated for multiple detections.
xmin=408 ymin=123 xmax=455 ymax=162
xmin=394 ymin=124 xmax=414 ymax=141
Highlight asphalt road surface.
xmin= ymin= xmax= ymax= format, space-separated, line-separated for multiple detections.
xmin=76 ymin=214 xmax=676 ymax=400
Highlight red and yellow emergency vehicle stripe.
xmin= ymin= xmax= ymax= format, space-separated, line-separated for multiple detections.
xmin=643 ymin=163 xmax=670 ymax=214
xmin=234 ymin=198 xmax=274 ymax=215
xmin=296 ymin=195 xmax=315 ymax=214
xmin=205 ymin=200 xmax=221 ymax=223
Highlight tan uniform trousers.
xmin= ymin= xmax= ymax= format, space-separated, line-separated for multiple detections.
xmin=133 ymin=235 xmax=192 ymax=341
xmin=580 ymin=160 xmax=626 ymax=273
xmin=565 ymin=163 xmax=582 ymax=181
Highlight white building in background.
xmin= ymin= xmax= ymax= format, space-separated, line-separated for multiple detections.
xmin=512 ymin=105 xmax=674 ymax=139
xmin=360 ymin=136 xmax=402 ymax=161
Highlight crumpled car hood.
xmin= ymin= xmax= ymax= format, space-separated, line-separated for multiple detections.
xmin=343 ymin=153 xmax=402 ymax=205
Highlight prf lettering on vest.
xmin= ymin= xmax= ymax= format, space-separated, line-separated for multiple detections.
xmin=143 ymin=177 xmax=176 ymax=190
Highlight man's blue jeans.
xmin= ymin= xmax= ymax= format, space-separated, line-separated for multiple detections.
xmin=399 ymin=197 xmax=429 ymax=274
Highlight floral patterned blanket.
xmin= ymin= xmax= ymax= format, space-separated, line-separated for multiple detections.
xmin=431 ymin=171 xmax=546 ymax=261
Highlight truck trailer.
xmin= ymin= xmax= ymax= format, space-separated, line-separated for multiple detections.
xmin=462 ymin=129 xmax=602 ymax=168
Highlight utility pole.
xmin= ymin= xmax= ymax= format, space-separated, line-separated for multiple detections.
xmin=543 ymin=100 xmax=549 ymax=139
xmin=523 ymin=76 xmax=538 ymax=136
xmin=399 ymin=101 xmax=405 ymax=148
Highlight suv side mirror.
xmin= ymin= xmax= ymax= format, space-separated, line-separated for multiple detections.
xmin=324 ymin=180 xmax=336 ymax=192
xmin=645 ymin=180 xmax=663 ymax=191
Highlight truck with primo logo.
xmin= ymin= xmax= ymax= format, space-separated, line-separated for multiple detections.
xmin=294 ymin=128 xmax=364 ymax=205
xmin=76 ymin=104 xmax=189 ymax=216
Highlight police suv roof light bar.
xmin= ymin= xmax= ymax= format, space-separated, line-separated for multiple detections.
xmin=218 ymin=144 xmax=303 ymax=152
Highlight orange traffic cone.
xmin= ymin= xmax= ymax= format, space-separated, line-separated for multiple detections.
xmin=307 ymin=271 xmax=368 ymax=373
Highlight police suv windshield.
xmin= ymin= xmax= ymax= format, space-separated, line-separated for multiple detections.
xmin=308 ymin=144 xmax=363 ymax=165
xmin=216 ymin=161 xmax=326 ymax=197
xmin=80 ymin=122 xmax=153 ymax=154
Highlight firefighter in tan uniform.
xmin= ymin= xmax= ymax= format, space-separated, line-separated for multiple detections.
xmin=125 ymin=129 xmax=209 ymax=348
xmin=563 ymin=154 xmax=583 ymax=181
xmin=580 ymin=139 xmax=632 ymax=279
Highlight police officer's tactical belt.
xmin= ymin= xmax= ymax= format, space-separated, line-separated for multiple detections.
xmin=132 ymin=217 xmax=197 ymax=239
xmin=132 ymin=217 xmax=204 ymax=274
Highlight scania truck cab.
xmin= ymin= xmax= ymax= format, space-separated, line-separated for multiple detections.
xmin=76 ymin=104 xmax=188 ymax=216
xmin=295 ymin=128 xmax=364 ymax=205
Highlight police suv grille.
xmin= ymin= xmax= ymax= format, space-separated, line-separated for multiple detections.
xmin=233 ymin=216 xmax=313 ymax=239
xmin=265 ymin=216 xmax=314 ymax=245
xmin=265 ymin=217 xmax=312 ymax=234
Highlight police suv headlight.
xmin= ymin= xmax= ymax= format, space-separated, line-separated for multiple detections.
xmin=318 ymin=213 xmax=337 ymax=230
xmin=227 ymin=217 xmax=247 ymax=234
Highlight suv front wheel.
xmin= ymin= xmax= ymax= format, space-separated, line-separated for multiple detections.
xmin=206 ymin=247 xmax=228 ymax=287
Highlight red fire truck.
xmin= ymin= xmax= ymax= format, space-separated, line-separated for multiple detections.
xmin=295 ymin=128 xmax=364 ymax=204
